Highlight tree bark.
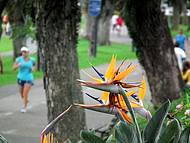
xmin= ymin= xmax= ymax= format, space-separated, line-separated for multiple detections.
xmin=172 ymin=0 xmax=182 ymax=29
xmin=0 ymin=0 xmax=9 ymax=74
xmin=37 ymin=0 xmax=86 ymax=142
xmin=97 ymin=0 xmax=114 ymax=45
xmin=12 ymin=0 xmax=25 ymax=59
xmin=85 ymin=0 xmax=114 ymax=46
xmin=181 ymin=0 xmax=188 ymax=25
xmin=124 ymin=0 xmax=183 ymax=104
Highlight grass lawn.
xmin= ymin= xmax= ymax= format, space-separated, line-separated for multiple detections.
xmin=0 ymin=36 xmax=13 ymax=52
xmin=0 ymin=38 xmax=136 ymax=86
xmin=78 ymin=38 xmax=136 ymax=68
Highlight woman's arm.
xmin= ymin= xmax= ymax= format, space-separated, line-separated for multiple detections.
xmin=31 ymin=64 xmax=36 ymax=72
xmin=31 ymin=60 xmax=36 ymax=72
xmin=13 ymin=62 xmax=20 ymax=71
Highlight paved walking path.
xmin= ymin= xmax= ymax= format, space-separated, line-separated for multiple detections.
xmin=0 ymin=59 xmax=149 ymax=143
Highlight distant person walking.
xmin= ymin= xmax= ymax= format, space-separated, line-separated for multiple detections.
xmin=1 ymin=15 xmax=12 ymax=36
xmin=175 ymin=29 xmax=186 ymax=51
xmin=13 ymin=47 xmax=36 ymax=113
xmin=116 ymin=16 xmax=124 ymax=36
xmin=111 ymin=14 xmax=118 ymax=32
xmin=174 ymin=42 xmax=186 ymax=71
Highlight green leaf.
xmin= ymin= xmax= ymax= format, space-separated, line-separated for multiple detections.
xmin=144 ymin=100 xmax=170 ymax=143
xmin=106 ymin=134 xmax=116 ymax=143
xmin=119 ymin=88 xmax=142 ymax=143
xmin=115 ymin=121 xmax=138 ymax=143
xmin=0 ymin=135 xmax=8 ymax=143
xmin=157 ymin=119 xmax=181 ymax=143
xmin=80 ymin=130 xmax=105 ymax=143
xmin=179 ymin=128 xmax=190 ymax=143
xmin=106 ymin=128 xmax=116 ymax=143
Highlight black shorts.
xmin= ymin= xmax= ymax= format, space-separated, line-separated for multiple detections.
xmin=17 ymin=79 xmax=34 ymax=86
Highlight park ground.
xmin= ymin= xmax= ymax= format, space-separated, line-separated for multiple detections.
xmin=0 ymin=28 xmax=189 ymax=143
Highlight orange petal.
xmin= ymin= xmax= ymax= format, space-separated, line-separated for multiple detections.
xmin=126 ymin=90 xmax=137 ymax=97
xmin=138 ymin=76 xmax=146 ymax=100
xmin=81 ymin=70 xmax=103 ymax=83
xmin=47 ymin=133 xmax=50 ymax=142
xmin=42 ymin=134 xmax=48 ymax=143
xmin=105 ymin=55 xmax=116 ymax=80
xmin=114 ymin=64 xmax=137 ymax=81
xmin=117 ymin=108 xmax=132 ymax=124
xmin=130 ymin=100 xmax=142 ymax=108
xmin=114 ymin=58 xmax=126 ymax=75
xmin=117 ymin=95 xmax=127 ymax=109
xmin=74 ymin=103 xmax=109 ymax=108
xmin=51 ymin=133 xmax=54 ymax=143
xmin=101 ymin=91 xmax=110 ymax=103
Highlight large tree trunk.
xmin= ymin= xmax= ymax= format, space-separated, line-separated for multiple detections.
xmin=97 ymin=0 xmax=114 ymax=45
xmin=124 ymin=0 xmax=183 ymax=104
xmin=37 ymin=0 xmax=85 ymax=142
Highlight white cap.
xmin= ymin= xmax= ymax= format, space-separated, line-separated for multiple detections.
xmin=21 ymin=47 xmax=29 ymax=52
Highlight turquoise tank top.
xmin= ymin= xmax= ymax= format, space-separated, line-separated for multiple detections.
xmin=16 ymin=56 xmax=35 ymax=81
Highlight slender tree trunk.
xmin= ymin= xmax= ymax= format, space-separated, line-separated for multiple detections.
xmin=0 ymin=0 xmax=9 ymax=74
xmin=86 ymin=15 xmax=94 ymax=39
xmin=80 ymin=0 xmax=88 ymax=38
xmin=0 ymin=13 xmax=2 ymax=74
xmin=124 ymin=0 xmax=183 ymax=104
xmin=97 ymin=0 xmax=114 ymax=45
xmin=182 ymin=1 xmax=188 ymax=25
xmin=172 ymin=0 xmax=182 ymax=29
xmin=37 ymin=0 xmax=85 ymax=142
xmin=12 ymin=0 xmax=25 ymax=59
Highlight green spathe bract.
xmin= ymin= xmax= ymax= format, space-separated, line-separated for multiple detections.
xmin=0 ymin=134 xmax=8 ymax=143
xmin=144 ymin=100 xmax=170 ymax=143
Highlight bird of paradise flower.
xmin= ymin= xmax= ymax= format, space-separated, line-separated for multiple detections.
xmin=76 ymin=55 xmax=151 ymax=123
xmin=40 ymin=55 xmax=151 ymax=143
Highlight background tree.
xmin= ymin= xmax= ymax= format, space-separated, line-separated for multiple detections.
xmin=0 ymin=0 xmax=9 ymax=73
xmin=121 ymin=0 xmax=183 ymax=104
xmin=97 ymin=0 xmax=115 ymax=45
xmin=4 ymin=0 xmax=36 ymax=59
xmin=171 ymin=0 xmax=184 ymax=29
xmin=82 ymin=0 xmax=115 ymax=57
xmin=36 ymin=0 xmax=86 ymax=142
xmin=165 ymin=0 xmax=188 ymax=28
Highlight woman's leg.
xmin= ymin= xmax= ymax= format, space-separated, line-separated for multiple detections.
xmin=18 ymin=85 xmax=24 ymax=99
xmin=23 ymin=83 xmax=31 ymax=108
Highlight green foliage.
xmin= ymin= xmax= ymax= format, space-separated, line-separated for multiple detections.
xmin=170 ymin=88 xmax=190 ymax=128
xmin=178 ymin=128 xmax=190 ymax=143
xmin=12 ymin=15 xmax=36 ymax=40
xmin=157 ymin=119 xmax=181 ymax=143
xmin=144 ymin=100 xmax=170 ymax=143
xmin=0 ymin=55 xmax=42 ymax=86
xmin=80 ymin=100 xmax=190 ymax=143
xmin=80 ymin=130 xmax=105 ymax=143
xmin=114 ymin=122 xmax=137 ymax=143
xmin=0 ymin=39 xmax=135 ymax=86
xmin=0 ymin=36 xmax=13 ymax=52
xmin=170 ymin=25 xmax=189 ymax=38
xmin=77 ymin=39 xmax=136 ymax=68
xmin=0 ymin=134 xmax=8 ymax=143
